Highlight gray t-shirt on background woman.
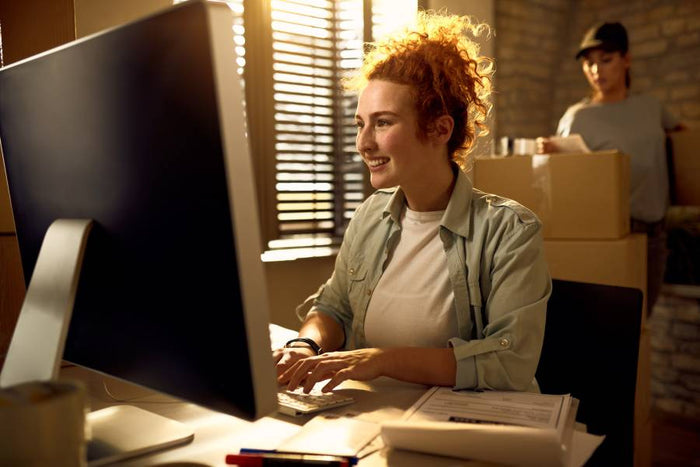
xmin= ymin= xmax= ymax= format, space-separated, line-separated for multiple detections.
xmin=557 ymin=93 xmax=680 ymax=223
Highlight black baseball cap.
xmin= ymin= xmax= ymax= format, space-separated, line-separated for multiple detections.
xmin=575 ymin=22 xmax=629 ymax=59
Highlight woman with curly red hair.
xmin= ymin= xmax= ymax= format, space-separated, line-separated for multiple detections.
xmin=274 ymin=11 xmax=551 ymax=393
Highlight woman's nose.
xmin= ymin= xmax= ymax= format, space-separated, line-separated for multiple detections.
xmin=357 ymin=127 xmax=375 ymax=153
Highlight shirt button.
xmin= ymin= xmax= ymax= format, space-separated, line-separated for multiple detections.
xmin=499 ymin=338 xmax=510 ymax=347
xmin=349 ymin=268 xmax=355 ymax=275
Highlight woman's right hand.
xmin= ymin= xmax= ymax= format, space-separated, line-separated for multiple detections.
xmin=536 ymin=137 xmax=559 ymax=154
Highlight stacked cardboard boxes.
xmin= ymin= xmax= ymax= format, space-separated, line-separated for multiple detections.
xmin=472 ymin=150 xmax=650 ymax=467
xmin=669 ymin=129 xmax=700 ymax=206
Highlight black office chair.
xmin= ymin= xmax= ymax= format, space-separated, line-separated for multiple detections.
xmin=536 ymin=279 xmax=643 ymax=467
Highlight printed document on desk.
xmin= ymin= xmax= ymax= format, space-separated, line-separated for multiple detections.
xmin=404 ymin=387 xmax=574 ymax=433
xmin=381 ymin=387 xmax=581 ymax=467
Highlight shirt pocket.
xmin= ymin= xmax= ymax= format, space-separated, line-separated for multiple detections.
xmin=346 ymin=257 xmax=369 ymax=309
xmin=347 ymin=259 xmax=367 ymax=290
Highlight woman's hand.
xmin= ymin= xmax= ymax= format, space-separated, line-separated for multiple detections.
xmin=536 ymin=137 xmax=559 ymax=154
xmin=273 ymin=346 xmax=317 ymax=378
xmin=278 ymin=348 xmax=386 ymax=393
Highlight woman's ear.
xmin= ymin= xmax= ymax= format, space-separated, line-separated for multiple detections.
xmin=622 ymin=51 xmax=631 ymax=69
xmin=431 ymin=115 xmax=454 ymax=145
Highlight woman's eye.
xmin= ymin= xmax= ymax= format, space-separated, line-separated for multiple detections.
xmin=376 ymin=119 xmax=390 ymax=127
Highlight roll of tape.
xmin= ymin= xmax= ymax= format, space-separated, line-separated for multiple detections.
xmin=0 ymin=380 xmax=87 ymax=466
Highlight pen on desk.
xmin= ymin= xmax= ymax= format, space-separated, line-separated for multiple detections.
xmin=225 ymin=452 xmax=352 ymax=466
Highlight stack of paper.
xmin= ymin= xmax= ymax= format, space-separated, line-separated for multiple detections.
xmin=380 ymin=387 xmax=594 ymax=467
xmin=547 ymin=134 xmax=591 ymax=153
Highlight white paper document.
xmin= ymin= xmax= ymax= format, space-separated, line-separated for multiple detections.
xmin=277 ymin=414 xmax=380 ymax=458
xmin=381 ymin=387 xmax=589 ymax=467
xmin=404 ymin=387 xmax=572 ymax=433
xmin=548 ymin=134 xmax=591 ymax=153
xmin=239 ymin=413 xmax=380 ymax=460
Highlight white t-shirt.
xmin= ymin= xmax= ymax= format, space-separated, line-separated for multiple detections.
xmin=557 ymin=93 xmax=680 ymax=223
xmin=364 ymin=207 xmax=457 ymax=348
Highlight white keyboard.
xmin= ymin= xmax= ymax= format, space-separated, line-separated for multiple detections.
xmin=277 ymin=389 xmax=355 ymax=416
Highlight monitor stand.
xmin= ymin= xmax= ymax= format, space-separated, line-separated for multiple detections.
xmin=87 ymin=405 xmax=194 ymax=466
xmin=0 ymin=219 xmax=194 ymax=465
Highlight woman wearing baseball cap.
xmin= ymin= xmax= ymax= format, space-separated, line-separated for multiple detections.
xmin=538 ymin=21 xmax=686 ymax=315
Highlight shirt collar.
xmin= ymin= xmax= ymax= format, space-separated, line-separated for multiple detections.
xmin=442 ymin=168 xmax=473 ymax=238
xmin=380 ymin=166 xmax=473 ymax=238
xmin=382 ymin=188 xmax=405 ymax=223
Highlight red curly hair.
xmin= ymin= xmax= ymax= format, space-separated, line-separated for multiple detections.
xmin=345 ymin=11 xmax=493 ymax=170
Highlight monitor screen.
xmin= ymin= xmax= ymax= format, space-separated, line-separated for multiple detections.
xmin=0 ymin=0 xmax=277 ymax=422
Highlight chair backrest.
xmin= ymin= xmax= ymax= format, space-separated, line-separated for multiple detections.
xmin=536 ymin=279 xmax=643 ymax=467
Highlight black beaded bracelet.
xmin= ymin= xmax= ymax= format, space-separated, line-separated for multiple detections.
xmin=284 ymin=337 xmax=323 ymax=355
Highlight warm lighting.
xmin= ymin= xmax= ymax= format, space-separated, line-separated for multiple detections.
xmin=0 ymin=21 xmax=4 ymax=67
xmin=372 ymin=0 xmax=418 ymax=40
xmin=262 ymin=246 xmax=337 ymax=262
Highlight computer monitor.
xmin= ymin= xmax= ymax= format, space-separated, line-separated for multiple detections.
xmin=0 ymin=0 xmax=277 ymax=457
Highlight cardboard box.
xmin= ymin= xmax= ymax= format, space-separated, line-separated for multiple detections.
xmin=472 ymin=151 xmax=630 ymax=239
xmin=0 ymin=159 xmax=15 ymax=234
xmin=634 ymin=328 xmax=651 ymax=467
xmin=543 ymin=233 xmax=647 ymax=319
xmin=0 ymin=235 xmax=25 ymax=358
xmin=635 ymin=417 xmax=652 ymax=467
xmin=669 ymin=130 xmax=700 ymax=206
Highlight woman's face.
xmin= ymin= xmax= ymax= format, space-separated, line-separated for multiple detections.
xmin=355 ymin=79 xmax=439 ymax=191
xmin=581 ymin=49 xmax=630 ymax=98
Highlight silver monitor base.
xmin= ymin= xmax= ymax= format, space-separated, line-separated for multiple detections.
xmin=87 ymin=405 xmax=194 ymax=466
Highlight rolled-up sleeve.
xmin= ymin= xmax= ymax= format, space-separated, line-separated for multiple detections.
xmin=449 ymin=219 xmax=551 ymax=391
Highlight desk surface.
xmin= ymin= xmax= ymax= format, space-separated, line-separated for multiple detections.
xmin=59 ymin=365 xmax=498 ymax=467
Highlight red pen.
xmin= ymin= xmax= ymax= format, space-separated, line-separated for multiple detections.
xmin=225 ymin=452 xmax=352 ymax=467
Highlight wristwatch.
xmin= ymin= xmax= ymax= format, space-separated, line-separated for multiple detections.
xmin=284 ymin=337 xmax=323 ymax=355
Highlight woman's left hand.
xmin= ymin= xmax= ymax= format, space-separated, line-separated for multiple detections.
xmin=273 ymin=346 xmax=317 ymax=378
xmin=278 ymin=348 xmax=386 ymax=393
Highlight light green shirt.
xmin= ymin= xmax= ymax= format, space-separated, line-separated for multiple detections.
xmin=297 ymin=169 xmax=551 ymax=391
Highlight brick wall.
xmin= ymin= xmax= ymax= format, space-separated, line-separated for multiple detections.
xmin=493 ymin=0 xmax=573 ymax=140
xmin=651 ymin=292 xmax=700 ymax=419
xmin=494 ymin=0 xmax=700 ymax=140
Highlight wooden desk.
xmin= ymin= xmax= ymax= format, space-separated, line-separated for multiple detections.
xmin=59 ymin=365 xmax=497 ymax=467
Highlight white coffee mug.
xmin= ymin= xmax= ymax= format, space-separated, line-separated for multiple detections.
xmin=0 ymin=380 xmax=87 ymax=466
xmin=513 ymin=138 xmax=537 ymax=155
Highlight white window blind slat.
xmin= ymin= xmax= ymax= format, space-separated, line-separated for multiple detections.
xmin=271 ymin=0 xmax=364 ymax=237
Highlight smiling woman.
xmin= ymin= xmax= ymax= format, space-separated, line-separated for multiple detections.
xmin=354 ymin=80 xmax=455 ymax=211
xmin=273 ymin=11 xmax=551 ymax=395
